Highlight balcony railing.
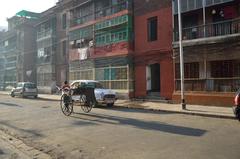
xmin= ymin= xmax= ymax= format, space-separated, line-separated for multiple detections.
xmin=70 ymin=14 xmax=94 ymax=27
xmin=95 ymin=0 xmax=129 ymax=19
xmin=175 ymin=78 xmax=240 ymax=92
xmin=37 ymin=30 xmax=54 ymax=40
xmin=174 ymin=18 xmax=240 ymax=41
xmin=0 ymin=46 xmax=17 ymax=54
xmin=70 ymin=0 xmax=130 ymax=27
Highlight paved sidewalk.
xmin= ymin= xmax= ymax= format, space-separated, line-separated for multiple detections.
xmin=0 ymin=91 xmax=235 ymax=119
xmin=0 ymin=129 xmax=51 ymax=159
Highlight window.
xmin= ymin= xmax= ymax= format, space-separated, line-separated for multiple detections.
xmin=62 ymin=13 xmax=67 ymax=29
xmin=95 ymin=28 xmax=128 ymax=46
xmin=37 ymin=48 xmax=44 ymax=57
xmin=62 ymin=41 xmax=67 ymax=56
xmin=69 ymin=26 xmax=93 ymax=41
xmin=37 ymin=73 xmax=52 ymax=86
xmin=175 ymin=63 xmax=199 ymax=78
xmin=4 ymin=40 xmax=8 ymax=46
xmin=210 ymin=60 xmax=239 ymax=78
xmin=95 ymin=66 xmax=128 ymax=90
xmin=147 ymin=17 xmax=158 ymax=41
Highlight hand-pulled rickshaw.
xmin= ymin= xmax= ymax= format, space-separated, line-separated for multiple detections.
xmin=57 ymin=85 xmax=96 ymax=116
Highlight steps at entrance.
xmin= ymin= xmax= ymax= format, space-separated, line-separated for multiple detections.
xmin=147 ymin=92 xmax=161 ymax=97
xmin=135 ymin=92 xmax=171 ymax=103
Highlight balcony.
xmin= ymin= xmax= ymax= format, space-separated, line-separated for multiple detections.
xmin=37 ymin=30 xmax=55 ymax=40
xmin=70 ymin=0 xmax=130 ymax=27
xmin=174 ymin=18 xmax=240 ymax=43
xmin=70 ymin=14 xmax=94 ymax=28
xmin=95 ymin=0 xmax=129 ymax=19
xmin=0 ymin=46 xmax=17 ymax=54
xmin=173 ymin=0 xmax=234 ymax=14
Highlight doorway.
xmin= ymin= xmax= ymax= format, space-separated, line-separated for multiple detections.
xmin=146 ymin=63 xmax=160 ymax=94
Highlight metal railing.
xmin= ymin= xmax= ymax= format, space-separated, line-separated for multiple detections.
xmin=174 ymin=18 xmax=240 ymax=41
xmin=37 ymin=30 xmax=54 ymax=40
xmin=70 ymin=0 xmax=129 ymax=27
xmin=0 ymin=46 xmax=17 ymax=54
xmin=175 ymin=78 xmax=240 ymax=92
xmin=95 ymin=0 xmax=129 ymax=19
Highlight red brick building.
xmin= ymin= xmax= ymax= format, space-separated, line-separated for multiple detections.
xmin=134 ymin=0 xmax=174 ymax=100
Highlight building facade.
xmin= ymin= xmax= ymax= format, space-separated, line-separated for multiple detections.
xmin=172 ymin=0 xmax=240 ymax=106
xmin=55 ymin=0 xmax=72 ymax=88
xmin=134 ymin=0 xmax=174 ymax=100
xmin=68 ymin=0 xmax=134 ymax=98
xmin=36 ymin=7 xmax=58 ymax=93
xmin=13 ymin=11 xmax=39 ymax=84
xmin=0 ymin=30 xmax=17 ymax=90
xmin=35 ymin=0 xmax=73 ymax=93
xmin=0 ymin=31 xmax=5 ymax=90
xmin=0 ymin=11 xmax=38 ymax=90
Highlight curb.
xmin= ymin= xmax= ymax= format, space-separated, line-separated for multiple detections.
xmin=0 ymin=128 xmax=51 ymax=159
xmin=113 ymin=105 xmax=236 ymax=120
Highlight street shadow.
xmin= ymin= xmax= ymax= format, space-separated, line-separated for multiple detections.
xmin=71 ymin=112 xmax=207 ymax=137
xmin=22 ymin=97 xmax=59 ymax=102
xmin=0 ymin=102 xmax=22 ymax=107
xmin=70 ymin=114 xmax=100 ymax=126
xmin=0 ymin=149 xmax=4 ymax=155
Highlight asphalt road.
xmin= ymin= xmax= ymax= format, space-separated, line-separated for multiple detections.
xmin=0 ymin=94 xmax=240 ymax=159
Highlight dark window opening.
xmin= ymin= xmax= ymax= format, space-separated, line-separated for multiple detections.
xmin=62 ymin=41 xmax=67 ymax=55
xmin=147 ymin=16 xmax=158 ymax=41
xmin=175 ymin=62 xmax=199 ymax=78
xmin=210 ymin=60 xmax=240 ymax=78
xmin=62 ymin=13 xmax=67 ymax=29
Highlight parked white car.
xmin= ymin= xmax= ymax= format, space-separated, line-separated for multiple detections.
xmin=70 ymin=80 xmax=117 ymax=107
xmin=10 ymin=82 xmax=38 ymax=98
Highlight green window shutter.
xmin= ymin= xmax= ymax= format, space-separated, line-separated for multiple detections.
xmin=104 ymin=69 xmax=110 ymax=80
xmin=111 ymin=68 xmax=116 ymax=80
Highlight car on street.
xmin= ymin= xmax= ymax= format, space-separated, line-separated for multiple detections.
xmin=70 ymin=80 xmax=117 ymax=107
xmin=10 ymin=82 xmax=38 ymax=98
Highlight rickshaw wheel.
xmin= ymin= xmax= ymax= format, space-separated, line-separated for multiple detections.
xmin=60 ymin=94 xmax=73 ymax=116
xmin=80 ymin=95 xmax=93 ymax=113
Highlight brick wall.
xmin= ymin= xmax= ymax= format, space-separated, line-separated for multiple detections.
xmin=134 ymin=7 xmax=172 ymax=54
xmin=133 ymin=0 xmax=173 ymax=99
xmin=172 ymin=92 xmax=235 ymax=106
xmin=134 ymin=65 xmax=147 ymax=97
xmin=160 ymin=58 xmax=174 ymax=99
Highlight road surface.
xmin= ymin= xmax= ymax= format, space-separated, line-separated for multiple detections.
xmin=0 ymin=94 xmax=240 ymax=159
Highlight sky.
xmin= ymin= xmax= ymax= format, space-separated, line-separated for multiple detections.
xmin=0 ymin=0 xmax=56 ymax=27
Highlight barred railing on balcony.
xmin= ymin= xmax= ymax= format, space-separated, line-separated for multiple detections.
xmin=70 ymin=0 xmax=130 ymax=27
xmin=175 ymin=78 xmax=240 ymax=92
xmin=174 ymin=18 xmax=240 ymax=41
xmin=95 ymin=0 xmax=129 ymax=19
xmin=0 ymin=46 xmax=17 ymax=54
xmin=37 ymin=30 xmax=54 ymax=40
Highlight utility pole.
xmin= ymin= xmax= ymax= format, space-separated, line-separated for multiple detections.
xmin=177 ymin=0 xmax=186 ymax=109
